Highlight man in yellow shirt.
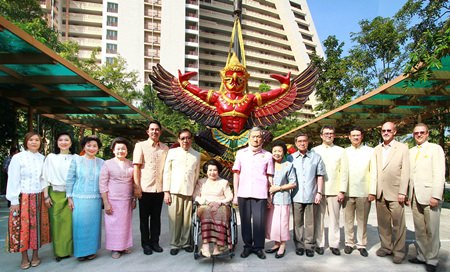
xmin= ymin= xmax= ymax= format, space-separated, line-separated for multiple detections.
xmin=408 ymin=123 xmax=445 ymax=272
xmin=312 ymin=126 xmax=346 ymax=256
xmin=341 ymin=126 xmax=376 ymax=257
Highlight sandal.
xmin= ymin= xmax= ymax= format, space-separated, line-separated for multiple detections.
xmin=111 ymin=251 xmax=121 ymax=259
xmin=77 ymin=257 xmax=87 ymax=261
xmin=87 ymin=254 xmax=97 ymax=260
xmin=31 ymin=259 xmax=41 ymax=267
xmin=121 ymin=249 xmax=132 ymax=254
xmin=200 ymin=248 xmax=211 ymax=258
xmin=20 ymin=262 xmax=31 ymax=270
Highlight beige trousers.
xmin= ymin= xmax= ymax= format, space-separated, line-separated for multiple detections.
xmin=168 ymin=194 xmax=192 ymax=249
xmin=412 ymin=194 xmax=441 ymax=266
xmin=343 ymin=197 xmax=370 ymax=248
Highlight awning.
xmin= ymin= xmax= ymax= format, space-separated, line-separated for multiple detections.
xmin=0 ymin=16 xmax=175 ymax=141
xmin=275 ymin=56 xmax=450 ymax=143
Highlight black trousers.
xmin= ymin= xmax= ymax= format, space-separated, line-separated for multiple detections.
xmin=238 ymin=197 xmax=267 ymax=250
xmin=139 ymin=192 xmax=164 ymax=247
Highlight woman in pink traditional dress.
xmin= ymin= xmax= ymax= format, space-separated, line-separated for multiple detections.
xmin=6 ymin=131 xmax=50 ymax=269
xmin=99 ymin=137 xmax=135 ymax=259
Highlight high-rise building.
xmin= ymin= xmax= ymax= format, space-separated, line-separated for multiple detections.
xmin=39 ymin=0 xmax=324 ymax=119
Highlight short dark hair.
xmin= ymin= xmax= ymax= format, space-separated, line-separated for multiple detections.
xmin=272 ymin=140 xmax=287 ymax=155
xmin=54 ymin=132 xmax=75 ymax=154
xmin=178 ymin=128 xmax=193 ymax=139
xmin=294 ymin=131 xmax=308 ymax=141
xmin=23 ymin=131 xmax=42 ymax=151
xmin=320 ymin=126 xmax=335 ymax=134
xmin=148 ymin=120 xmax=162 ymax=130
xmin=349 ymin=126 xmax=364 ymax=135
xmin=110 ymin=137 xmax=130 ymax=151
xmin=81 ymin=135 xmax=102 ymax=149
xmin=202 ymin=159 xmax=223 ymax=174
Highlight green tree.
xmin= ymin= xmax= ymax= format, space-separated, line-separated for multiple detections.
xmin=395 ymin=0 xmax=450 ymax=81
xmin=310 ymin=35 xmax=354 ymax=111
xmin=350 ymin=16 xmax=408 ymax=86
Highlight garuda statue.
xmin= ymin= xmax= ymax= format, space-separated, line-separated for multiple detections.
xmin=150 ymin=53 xmax=318 ymax=176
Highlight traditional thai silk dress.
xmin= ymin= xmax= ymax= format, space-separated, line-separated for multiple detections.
xmin=99 ymin=158 xmax=134 ymax=251
xmin=41 ymin=153 xmax=76 ymax=258
xmin=6 ymin=150 xmax=50 ymax=252
xmin=266 ymin=160 xmax=297 ymax=242
xmin=193 ymin=177 xmax=233 ymax=248
xmin=66 ymin=155 xmax=104 ymax=257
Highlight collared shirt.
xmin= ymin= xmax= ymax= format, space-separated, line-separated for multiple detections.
xmin=381 ymin=141 xmax=394 ymax=167
xmin=133 ymin=138 xmax=169 ymax=193
xmin=272 ymin=160 xmax=297 ymax=205
xmin=232 ymin=147 xmax=274 ymax=199
xmin=289 ymin=150 xmax=325 ymax=204
xmin=6 ymin=151 xmax=45 ymax=205
xmin=341 ymin=145 xmax=377 ymax=197
xmin=41 ymin=153 xmax=76 ymax=192
xmin=66 ymin=156 xmax=104 ymax=199
xmin=163 ymin=147 xmax=200 ymax=196
xmin=312 ymin=144 xmax=345 ymax=195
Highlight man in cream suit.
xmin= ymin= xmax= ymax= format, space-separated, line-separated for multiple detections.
xmin=341 ymin=126 xmax=377 ymax=257
xmin=371 ymin=122 xmax=409 ymax=264
xmin=408 ymin=123 xmax=445 ymax=272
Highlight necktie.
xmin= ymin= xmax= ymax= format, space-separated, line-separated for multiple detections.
xmin=415 ymin=145 xmax=421 ymax=161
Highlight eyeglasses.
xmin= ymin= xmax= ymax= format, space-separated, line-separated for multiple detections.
xmin=322 ymin=133 xmax=334 ymax=136
xmin=381 ymin=129 xmax=392 ymax=133
xmin=413 ymin=131 xmax=427 ymax=136
xmin=179 ymin=137 xmax=191 ymax=141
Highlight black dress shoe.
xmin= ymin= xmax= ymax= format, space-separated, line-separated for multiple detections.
xmin=426 ymin=264 xmax=437 ymax=272
xmin=295 ymin=248 xmax=304 ymax=256
xmin=170 ymin=248 xmax=179 ymax=255
xmin=143 ymin=245 xmax=153 ymax=255
xmin=330 ymin=247 xmax=341 ymax=256
xmin=305 ymin=249 xmax=314 ymax=257
xmin=265 ymin=247 xmax=279 ymax=254
xmin=358 ymin=248 xmax=368 ymax=257
xmin=255 ymin=249 xmax=266 ymax=259
xmin=344 ymin=246 xmax=354 ymax=254
xmin=184 ymin=246 xmax=193 ymax=253
xmin=240 ymin=248 xmax=252 ymax=258
xmin=408 ymin=257 xmax=426 ymax=264
xmin=275 ymin=250 xmax=286 ymax=259
xmin=315 ymin=247 xmax=324 ymax=255
xmin=151 ymin=244 xmax=163 ymax=253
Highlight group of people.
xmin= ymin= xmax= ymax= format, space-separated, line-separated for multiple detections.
xmin=5 ymin=120 xmax=445 ymax=272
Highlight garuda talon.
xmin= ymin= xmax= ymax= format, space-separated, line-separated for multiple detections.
xmin=150 ymin=53 xmax=318 ymax=174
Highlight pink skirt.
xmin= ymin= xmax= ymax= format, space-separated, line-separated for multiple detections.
xmin=104 ymin=199 xmax=133 ymax=251
xmin=266 ymin=204 xmax=290 ymax=242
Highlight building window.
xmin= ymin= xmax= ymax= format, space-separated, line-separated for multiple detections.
xmin=106 ymin=30 xmax=118 ymax=40
xmin=106 ymin=57 xmax=115 ymax=64
xmin=107 ymin=2 xmax=118 ymax=13
xmin=106 ymin=43 xmax=117 ymax=54
xmin=107 ymin=16 xmax=118 ymax=27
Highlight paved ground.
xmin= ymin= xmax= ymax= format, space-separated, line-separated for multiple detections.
xmin=0 ymin=195 xmax=449 ymax=272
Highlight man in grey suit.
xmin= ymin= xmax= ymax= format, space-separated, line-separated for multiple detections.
xmin=408 ymin=123 xmax=445 ymax=272
xmin=370 ymin=121 xmax=409 ymax=264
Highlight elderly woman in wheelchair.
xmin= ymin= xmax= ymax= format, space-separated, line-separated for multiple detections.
xmin=193 ymin=159 xmax=234 ymax=258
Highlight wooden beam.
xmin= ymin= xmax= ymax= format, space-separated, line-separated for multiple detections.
xmin=0 ymin=53 xmax=54 ymax=64
xmin=0 ymin=89 xmax=107 ymax=98
xmin=0 ymin=76 xmax=87 ymax=84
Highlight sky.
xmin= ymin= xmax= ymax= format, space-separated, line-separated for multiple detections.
xmin=307 ymin=0 xmax=408 ymax=55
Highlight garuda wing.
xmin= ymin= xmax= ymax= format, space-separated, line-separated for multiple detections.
xmin=247 ymin=64 xmax=319 ymax=127
xmin=149 ymin=64 xmax=221 ymax=128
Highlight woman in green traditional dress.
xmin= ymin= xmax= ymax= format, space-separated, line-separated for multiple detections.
xmin=42 ymin=132 xmax=76 ymax=261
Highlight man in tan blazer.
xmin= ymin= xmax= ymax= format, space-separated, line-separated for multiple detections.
xmin=370 ymin=122 xmax=409 ymax=264
xmin=408 ymin=123 xmax=445 ymax=272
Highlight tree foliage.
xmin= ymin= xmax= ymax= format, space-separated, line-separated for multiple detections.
xmin=310 ymin=36 xmax=353 ymax=111
xmin=395 ymin=0 xmax=450 ymax=81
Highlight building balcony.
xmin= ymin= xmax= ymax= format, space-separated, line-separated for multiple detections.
xmin=65 ymin=1 xmax=102 ymax=15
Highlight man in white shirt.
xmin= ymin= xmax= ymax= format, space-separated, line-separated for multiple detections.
xmin=341 ymin=126 xmax=376 ymax=257
xmin=163 ymin=129 xmax=201 ymax=255
xmin=408 ymin=123 xmax=445 ymax=272
xmin=312 ymin=126 xmax=346 ymax=256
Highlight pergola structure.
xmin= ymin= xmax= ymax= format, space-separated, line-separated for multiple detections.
xmin=0 ymin=16 xmax=175 ymax=141
xmin=275 ymin=56 xmax=450 ymax=144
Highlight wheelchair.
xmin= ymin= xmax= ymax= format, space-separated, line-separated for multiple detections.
xmin=192 ymin=202 xmax=238 ymax=259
